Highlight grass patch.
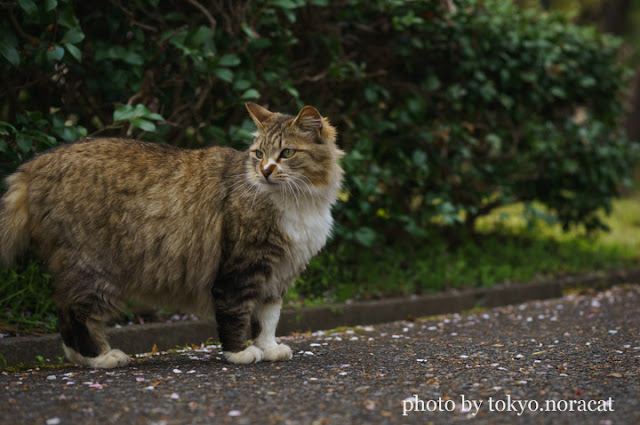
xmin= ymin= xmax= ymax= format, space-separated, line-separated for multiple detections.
xmin=288 ymin=228 xmax=636 ymax=306
xmin=0 ymin=256 xmax=56 ymax=336
xmin=287 ymin=195 xmax=640 ymax=306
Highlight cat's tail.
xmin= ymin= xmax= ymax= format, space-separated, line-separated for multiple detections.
xmin=0 ymin=171 xmax=31 ymax=267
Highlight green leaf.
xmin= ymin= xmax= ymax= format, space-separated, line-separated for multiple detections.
xmin=233 ymin=79 xmax=251 ymax=91
xmin=425 ymin=75 xmax=441 ymax=91
xmin=241 ymin=89 xmax=260 ymax=99
xmin=354 ymin=227 xmax=377 ymax=247
xmin=132 ymin=103 xmax=148 ymax=115
xmin=214 ymin=68 xmax=234 ymax=82
xmin=44 ymin=0 xmax=58 ymax=11
xmin=563 ymin=159 xmax=579 ymax=173
xmin=364 ymin=87 xmax=377 ymax=103
xmin=272 ymin=0 xmax=299 ymax=9
xmin=0 ymin=121 xmax=16 ymax=135
xmin=499 ymin=94 xmax=514 ymax=109
xmin=64 ymin=43 xmax=82 ymax=61
xmin=113 ymin=104 xmax=164 ymax=123
xmin=114 ymin=104 xmax=164 ymax=126
xmin=285 ymin=85 xmax=299 ymax=99
xmin=185 ymin=26 xmax=211 ymax=46
xmin=121 ymin=50 xmax=143 ymax=66
xmin=61 ymin=27 xmax=85 ymax=45
xmin=348 ymin=150 xmax=364 ymax=161
xmin=96 ymin=46 xmax=143 ymax=65
xmin=130 ymin=118 xmax=156 ymax=132
xmin=550 ymin=87 xmax=566 ymax=98
xmin=218 ymin=54 xmax=241 ymax=67
xmin=241 ymin=23 xmax=258 ymax=39
xmin=18 ymin=0 xmax=38 ymax=15
xmin=0 ymin=39 xmax=20 ymax=66
xmin=486 ymin=133 xmax=502 ymax=150
xmin=16 ymin=136 xmax=32 ymax=153
xmin=412 ymin=150 xmax=427 ymax=167
xmin=146 ymin=112 xmax=164 ymax=121
xmin=113 ymin=104 xmax=136 ymax=122
xmin=58 ymin=6 xmax=79 ymax=29
xmin=45 ymin=44 xmax=65 ymax=62
xmin=580 ymin=76 xmax=596 ymax=88
xmin=0 ymin=139 xmax=7 ymax=153
xmin=133 ymin=104 xmax=163 ymax=121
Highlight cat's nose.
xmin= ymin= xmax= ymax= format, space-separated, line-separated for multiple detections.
xmin=261 ymin=165 xmax=275 ymax=179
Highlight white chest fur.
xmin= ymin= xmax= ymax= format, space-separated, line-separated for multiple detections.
xmin=269 ymin=190 xmax=333 ymax=286
xmin=281 ymin=204 xmax=333 ymax=268
xmin=267 ymin=183 xmax=339 ymax=293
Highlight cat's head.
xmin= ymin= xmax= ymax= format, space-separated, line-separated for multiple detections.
xmin=245 ymin=102 xmax=344 ymax=200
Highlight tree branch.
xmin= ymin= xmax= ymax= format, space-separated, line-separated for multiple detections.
xmin=187 ymin=0 xmax=216 ymax=36
xmin=8 ymin=5 xmax=40 ymax=47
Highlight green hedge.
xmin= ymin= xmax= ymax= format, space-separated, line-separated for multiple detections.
xmin=1 ymin=0 xmax=636 ymax=248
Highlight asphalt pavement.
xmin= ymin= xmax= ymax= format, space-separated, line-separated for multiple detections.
xmin=2 ymin=284 xmax=639 ymax=425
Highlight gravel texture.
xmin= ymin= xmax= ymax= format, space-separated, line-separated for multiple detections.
xmin=2 ymin=285 xmax=639 ymax=425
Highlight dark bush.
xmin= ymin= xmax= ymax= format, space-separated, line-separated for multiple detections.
xmin=1 ymin=0 xmax=636 ymax=244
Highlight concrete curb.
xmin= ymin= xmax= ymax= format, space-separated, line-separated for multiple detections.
xmin=2 ymin=267 xmax=640 ymax=367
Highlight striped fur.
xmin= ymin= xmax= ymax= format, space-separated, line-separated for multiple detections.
xmin=0 ymin=103 xmax=344 ymax=367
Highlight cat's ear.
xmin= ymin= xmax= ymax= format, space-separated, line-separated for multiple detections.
xmin=291 ymin=106 xmax=323 ymax=135
xmin=245 ymin=102 xmax=274 ymax=130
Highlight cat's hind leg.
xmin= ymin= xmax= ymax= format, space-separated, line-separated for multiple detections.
xmin=54 ymin=268 xmax=130 ymax=369
xmin=57 ymin=305 xmax=130 ymax=368
xmin=252 ymin=299 xmax=292 ymax=362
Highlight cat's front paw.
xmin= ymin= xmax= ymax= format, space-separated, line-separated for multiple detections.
xmin=263 ymin=343 xmax=292 ymax=361
xmin=224 ymin=345 xmax=264 ymax=364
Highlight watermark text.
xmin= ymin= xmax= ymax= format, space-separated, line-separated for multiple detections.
xmin=402 ymin=394 xmax=614 ymax=416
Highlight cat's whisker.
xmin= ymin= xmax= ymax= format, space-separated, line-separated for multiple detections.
xmin=286 ymin=180 xmax=300 ymax=208
xmin=287 ymin=175 xmax=313 ymax=204
xmin=224 ymin=174 xmax=251 ymax=190
xmin=288 ymin=172 xmax=313 ymax=190
xmin=225 ymin=181 xmax=249 ymax=196
xmin=223 ymin=175 xmax=252 ymax=193
xmin=285 ymin=179 xmax=305 ymax=207
xmin=290 ymin=174 xmax=312 ymax=192
xmin=280 ymin=182 xmax=294 ymax=208
xmin=226 ymin=172 xmax=250 ymax=179
xmin=291 ymin=171 xmax=312 ymax=183
xmin=224 ymin=179 xmax=255 ymax=201
xmin=250 ymin=181 xmax=261 ymax=209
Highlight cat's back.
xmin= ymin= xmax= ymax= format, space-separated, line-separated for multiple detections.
xmin=26 ymin=137 xmax=204 ymax=180
xmin=21 ymin=137 xmax=237 ymax=199
xmin=17 ymin=137 xmax=240 ymax=248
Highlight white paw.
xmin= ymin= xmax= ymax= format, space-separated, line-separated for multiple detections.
xmin=92 ymin=349 xmax=131 ymax=368
xmin=224 ymin=345 xmax=264 ymax=364
xmin=262 ymin=343 xmax=292 ymax=362
xmin=63 ymin=345 xmax=131 ymax=369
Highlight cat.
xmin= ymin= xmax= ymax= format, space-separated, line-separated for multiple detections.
xmin=0 ymin=102 xmax=344 ymax=368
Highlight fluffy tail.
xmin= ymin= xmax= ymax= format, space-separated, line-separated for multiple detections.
xmin=0 ymin=171 xmax=31 ymax=267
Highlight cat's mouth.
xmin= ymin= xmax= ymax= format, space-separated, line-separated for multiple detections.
xmin=261 ymin=177 xmax=279 ymax=185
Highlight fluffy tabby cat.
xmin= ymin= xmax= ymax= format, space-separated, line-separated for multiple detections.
xmin=0 ymin=103 xmax=344 ymax=368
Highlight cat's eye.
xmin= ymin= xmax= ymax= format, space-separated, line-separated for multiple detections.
xmin=255 ymin=150 xmax=264 ymax=159
xmin=280 ymin=148 xmax=296 ymax=159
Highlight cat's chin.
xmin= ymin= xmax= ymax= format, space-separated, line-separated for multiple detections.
xmin=257 ymin=179 xmax=288 ymax=191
